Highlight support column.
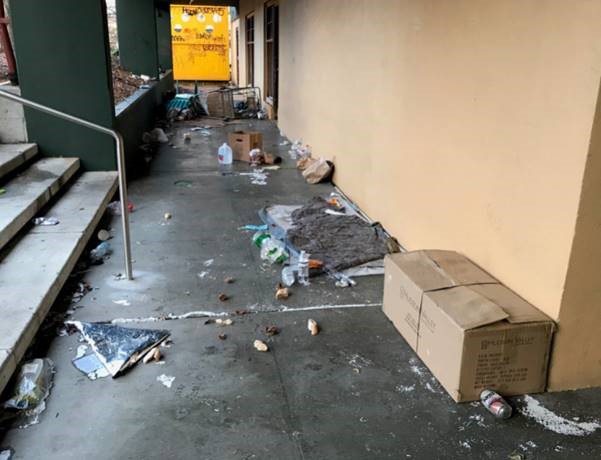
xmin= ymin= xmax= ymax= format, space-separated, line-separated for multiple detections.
xmin=8 ymin=0 xmax=116 ymax=171
xmin=116 ymin=0 xmax=159 ymax=78
xmin=156 ymin=3 xmax=173 ymax=72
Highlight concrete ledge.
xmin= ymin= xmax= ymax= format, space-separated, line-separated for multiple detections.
xmin=0 ymin=86 xmax=28 ymax=143
xmin=0 ymin=143 xmax=37 ymax=179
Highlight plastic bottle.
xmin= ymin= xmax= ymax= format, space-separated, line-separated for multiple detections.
xmin=252 ymin=232 xmax=288 ymax=264
xmin=90 ymin=242 xmax=112 ymax=262
xmin=480 ymin=389 xmax=512 ymax=419
xmin=297 ymin=250 xmax=310 ymax=285
xmin=281 ymin=266 xmax=296 ymax=287
xmin=218 ymin=143 xmax=233 ymax=173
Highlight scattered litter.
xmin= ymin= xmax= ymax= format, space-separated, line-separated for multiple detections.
xmin=32 ymin=217 xmax=59 ymax=226
xmin=66 ymin=321 xmax=170 ymax=377
xmin=157 ymin=374 xmax=175 ymax=388
xmin=113 ymin=299 xmax=131 ymax=307
xmin=142 ymin=128 xmax=168 ymax=144
xmin=519 ymin=395 xmax=601 ymax=436
xmin=262 ymin=165 xmax=281 ymax=171
xmin=275 ymin=284 xmax=290 ymax=300
xmin=224 ymin=277 xmax=235 ymax=284
xmin=0 ymin=188 xmax=5 ymax=196
xmin=253 ymin=232 xmax=289 ymax=264
xmin=0 ymin=449 xmax=13 ymax=460
xmin=264 ymin=325 xmax=279 ymax=336
xmin=307 ymin=319 xmax=320 ymax=336
xmin=107 ymin=201 xmax=135 ymax=216
xmin=348 ymin=353 xmax=373 ymax=369
xmin=72 ymin=353 xmax=110 ymax=380
xmin=334 ymin=273 xmax=356 ymax=288
xmin=215 ymin=318 xmax=233 ymax=326
xmin=164 ymin=212 xmax=172 ymax=220
xmin=508 ymin=452 xmax=524 ymax=460
xmin=142 ymin=347 xmax=162 ymax=364
xmin=113 ymin=273 xmax=127 ymax=281
xmin=395 ymin=384 xmax=415 ymax=393
xmin=281 ymin=266 xmax=296 ymax=287
xmin=218 ymin=333 xmax=227 ymax=340
xmin=218 ymin=293 xmax=229 ymax=302
xmin=174 ymin=180 xmax=192 ymax=188
xmin=197 ymin=271 xmax=210 ymax=279
xmin=253 ymin=340 xmax=269 ymax=352
xmin=302 ymin=158 xmax=334 ymax=184
xmin=239 ymin=169 xmax=268 ymax=185
xmin=3 ymin=359 xmax=55 ymax=428
xmin=71 ymin=281 xmax=92 ymax=304
xmin=233 ymin=309 xmax=249 ymax=316
xmin=76 ymin=345 xmax=88 ymax=359
xmin=203 ymin=259 xmax=214 ymax=267
xmin=459 ymin=441 xmax=472 ymax=450
xmin=240 ymin=224 xmax=269 ymax=232
xmin=183 ymin=132 xmax=192 ymax=143
xmin=89 ymin=242 xmax=112 ymax=263
xmin=481 ymin=389 xmax=512 ymax=419
xmin=97 ymin=229 xmax=111 ymax=241
xmin=279 ymin=140 xmax=290 ymax=146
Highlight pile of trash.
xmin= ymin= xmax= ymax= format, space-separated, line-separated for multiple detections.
xmin=166 ymin=94 xmax=207 ymax=121
xmin=248 ymin=194 xmax=400 ymax=288
xmin=288 ymin=140 xmax=334 ymax=185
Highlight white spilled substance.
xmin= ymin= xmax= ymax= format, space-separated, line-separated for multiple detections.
xmin=76 ymin=345 xmax=88 ymax=359
xmin=113 ymin=299 xmax=131 ymax=306
xmin=520 ymin=395 xmax=601 ymax=436
xmin=203 ymin=259 xmax=214 ymax=267
xmin=157 ymin=374 xmax=175 ymax=388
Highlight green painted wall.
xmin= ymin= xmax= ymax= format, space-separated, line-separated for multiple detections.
xmin=9 ymin=0 xmax=116 ymax=171
xmin=156 ymin=4 xmax=173 ymax=72
xmin=117 ymin=0 xmax=159 ymax=78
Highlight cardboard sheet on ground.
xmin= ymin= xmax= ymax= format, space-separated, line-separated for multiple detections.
xmin=66 ymin=321 xmax=170 ymax=377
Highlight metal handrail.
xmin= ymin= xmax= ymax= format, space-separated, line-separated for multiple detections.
xmin=0 ymin=89 xmax=133 ymax=280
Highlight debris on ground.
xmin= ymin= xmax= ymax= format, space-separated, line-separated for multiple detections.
xmin=3 ymin=359 xmax=55 ymax=428
xmin=508 ymin=452 xmax=525 ymax=460
xmin=166 ymin=93 xmax=207 ymax=121
xmin=275 ymin=283 xmax=290 ymax=300
xmin=142 ymin=347 xmax=162 ymax=364
xmin=0 ymin=448 xmax=13 ymax=460
xmin=240 ymin=169 xmax=269 ymax=186
xmin=264 ymin=326 xmax=279 ymax=336
xmin=66 ymin=321 xmax=170 ymax=377
xmin=307 ymin=319 xmax=320 ymax=336
xmin=218 ymin=333 xmax=227 ymax=340
xmin=0 ymin=188 xmax=5 ymax=196
xmin=97 ymin=229 xmax=111 ymax=241
xmin=253 ymin=340 xmax=269 ymax=352
xmin=32 ymin=217 xmax=59 ymax=226
xmin=113 ymin=299 xmax=131 ymax=307
xmin=72 ymin=353 xmax=110 ymax=380
xmin=164 ymin=212 xmax=172 ymax=220
xmin=71 ymin=281 xmax=92 ymax=304
xmin=174 ymin=180 xmax=192 ymax=188
xmin=89 ymin=242 xmax=112 ymax=263
xmin=157 ymin=374 xmax=175 ymax=388
xmin=107 ymin=201 xmax=135 ymax=216
xmin=252 ymin=231 xmax=289 ymax=264
xmin=218 ymin=293 xmax=229 ymax=302
xmin=481 ymin=389 xmax=512 ymax=419
xmin=302 ymin=158 xmax=335 ymax=184
xmin=240 ymin=224 xmax=268 ymax=232
xmin=233 ymin=309 xmax=249 ymax=316
xmin=224 ymin=276 xmax=235 ymax=284
xmin=215 ymin=318 xmax=233 ymax=326
xmin=183 ymin=132 xmax=192 ymax=143
xmin=142 ymin=128 xmax=169 ymax=144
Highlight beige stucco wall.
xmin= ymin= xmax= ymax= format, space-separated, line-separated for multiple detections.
xmin=238 ymin=0 xmax=266 ymax=94
xmin=238 ymin=0 xmax=601 ymax=389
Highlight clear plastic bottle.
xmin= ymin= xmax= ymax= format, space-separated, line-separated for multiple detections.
xmin=90 ymin=242 xmax=112 ymax=262
xmin=252 ymin=232 xmax=289 ymax=264
xmin=218 ymin=143 xmax=233 ymax=173
xmin=281 ymin=266 xmax=296 ymax=287
xmin=297 ymin=250 xmax=310 ymax=285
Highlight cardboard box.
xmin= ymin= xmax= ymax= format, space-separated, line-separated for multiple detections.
xmin=383 ymin=250 xmax=554 ymax=402
xmin=228 ymin=131 xmax=263 ymax=162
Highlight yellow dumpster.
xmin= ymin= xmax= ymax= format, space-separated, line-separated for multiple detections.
xmin=170 ymin=5 xmax=230 ymax=81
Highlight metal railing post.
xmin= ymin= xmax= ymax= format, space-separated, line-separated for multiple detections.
xmin=0 ymin=89 xmax=134 ymax=280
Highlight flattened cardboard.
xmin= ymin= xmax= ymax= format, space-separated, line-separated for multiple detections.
xmin=382 ymin=250 xmax=554 ymax=402
xmin=228 ymin=131 xmax=263 ymax=162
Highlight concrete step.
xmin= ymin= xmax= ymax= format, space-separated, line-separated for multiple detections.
xmin=0 ymin=144 xmax=38 ymax=180
xmin=0 ymin=157 xmax=80 ymax=252
xmin=0 ymin=171 xmax=118 ymax=393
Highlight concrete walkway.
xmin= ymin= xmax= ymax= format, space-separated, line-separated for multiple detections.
xmin=2 ymin=120 xmax=601 ymax=459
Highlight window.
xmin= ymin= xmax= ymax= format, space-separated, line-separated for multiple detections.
xmin=264 ymin=2 xmax=279 ymax=107
xmin=245 ymin=14 xmax=255 ymax=86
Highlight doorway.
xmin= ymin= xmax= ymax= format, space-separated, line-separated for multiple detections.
xmin=264 ymin=2 xmax=278 ymax=115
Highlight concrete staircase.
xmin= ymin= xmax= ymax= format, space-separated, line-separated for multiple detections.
xmin=0 ymin=143 xmax=118 ymax=393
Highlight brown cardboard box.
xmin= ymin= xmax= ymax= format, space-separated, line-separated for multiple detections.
xmin=383 ymin=250 xmax=555 ymax=402
xmin=228 ymin=131 xmax=263 ymax=162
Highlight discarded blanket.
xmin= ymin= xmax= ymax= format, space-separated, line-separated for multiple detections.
xmin=287 ymin=197 xmax=391 ymax=272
